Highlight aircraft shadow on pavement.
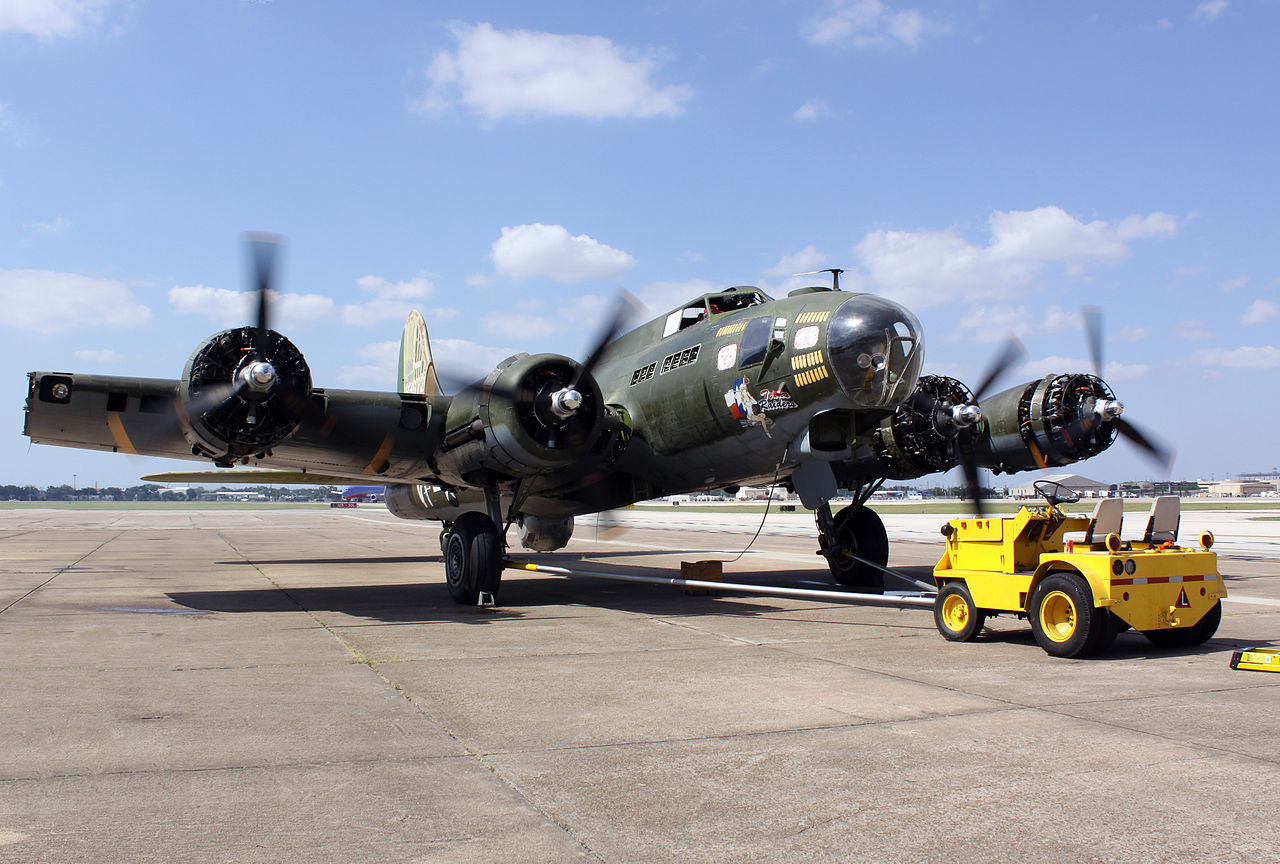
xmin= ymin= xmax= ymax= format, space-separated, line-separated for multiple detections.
xmin=167 ymin=572 xmax=794 ymax=623
xmin=167 ymin=551 xmax=935 ymax=624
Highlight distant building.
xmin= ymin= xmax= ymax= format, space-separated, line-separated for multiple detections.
xmin=1199 ymin=479 xmax=1278 ymax=497
xmin=1010 ymin=473 xmax=1111 ymax=498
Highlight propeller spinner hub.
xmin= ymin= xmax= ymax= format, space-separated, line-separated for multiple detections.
xmin=550 ymin=387 xmax=584 ymax=419
xmin=240 ymin=360 xmax=278 ymax=394
xmin=951 ymin=403 xmax=983 ymax=429
xmin=1096 ymin=399 xmax=1124 ymax=421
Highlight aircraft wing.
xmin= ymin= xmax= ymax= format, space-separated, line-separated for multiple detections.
xmin=24 ymin=372 xmax=444 ymax=486
xmin=140 ymin=469 xmax=397 ymax=486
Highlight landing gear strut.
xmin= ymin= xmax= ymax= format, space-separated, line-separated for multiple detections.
xmin=443 ymin=511 xmax=503 ymax=606
xmin=817 ymin=503 xmax=888 ymax=591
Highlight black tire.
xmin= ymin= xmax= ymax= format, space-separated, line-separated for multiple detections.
xmin=1029 ymin=571 xmax=1108 ymax=658
xmin=1142 ymin=601 xmax=1221 ymax=648
xmin=1090 ymin=609 xmax=1120 ymax=656
xmin=935 ymin=581 xmax=985 ymax=642
xmin=444 ymin=512 xmax=503 ymax=606
xmin=825 ymin=506 xmax=888 ymax=590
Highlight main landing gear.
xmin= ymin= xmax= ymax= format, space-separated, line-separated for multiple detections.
xmin=817 ymin=503 xmax=888 ymax=591
xmin=442 ymin=511 xmax=503 ymax=605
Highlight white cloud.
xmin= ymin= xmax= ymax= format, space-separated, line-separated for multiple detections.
xmin=0 ymin=0 xmax=110 ymax=41
xmin=168 ymin=285 xmax=335 ymax=331
xmin=793 ymin=99 xmax=831 ymax=121
xmin=480 ymin=292 xmax=618 ymax=344
xmin=0 ymin=269 xmax=149 ymax=332
xmin=1191 ymin=345 xmax=1280 ymax=369
xmin=1020 ymin=355 xmax=1151 ymax=382
xmin=802 ymin=0 xmax=944 ymax=49
xmin=1192 ymin=1 xmax=1228 ymax=23
xmin=491 ymin=223 xmax=636 ymax=284
xmin=25 ymin=216 xmax=73 ymax=236
xmin=1041 ymin=304 xmax=1079 ymax=334
xmin=1175 ymin=320 xmax=1215 ymax=341
xmin=638 ymin=278 xmax=723 ymax=316
xmin=1220 ymin=275 xmax=1249 ymax=291
xmin=354 ymin=273 xmax=434 ymax=301
xmin=336 ymin=341 xmax=401 ymax=388
xmin=854 ymin=206 xmax=1178 ymax=308
xmin=1241 ymin=299 xmax=1280 ymax=326
xmin=430 ymin=337 xmax=521 ymax=385
xmin=764 ymin=245 xmax=827 ymax=278
xmin=481 ymin=304 xmax=563 ymax=341
xmin=341 ymin=273 xmax=441 ymax=327
xmin=1115 ymin=326 xmax=1149 ymax=343
xmin=415 ymin=22 xmax=692 ymax=121
xmin=948 ymin=304 xmax=1033 ymax=343
xmin=760 ymin=245 xmax=838 ymax=294
xmin=74 ymin=348 xmax=121 ymax=363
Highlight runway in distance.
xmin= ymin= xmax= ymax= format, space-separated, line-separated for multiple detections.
xmin=23 ymin=237 xmax=1169 ymax=605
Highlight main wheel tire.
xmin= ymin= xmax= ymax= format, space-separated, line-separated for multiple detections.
xmin=825 ymin=506 xmax=888 ymax=590
xmin=935 ymin=581 xmax=985 ymax=642
xmin=1142 ymin=600 xmax=1221 ymax=648
xmin=1029 ymin=572 xmax=1107 ymax=658
xmin=444 ymin=511 xmax=503 ymax=606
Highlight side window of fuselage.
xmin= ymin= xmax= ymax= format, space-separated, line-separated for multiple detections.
xmin=738 ymin=317 xmax=772 ymax=369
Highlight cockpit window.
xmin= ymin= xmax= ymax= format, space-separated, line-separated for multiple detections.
xmin=738 ymin=316 xmax=773 ymax=369
xmin=708 ymin=290 xmax=767 ymax=314
xmin=662 ymin=289 xmax=772 ymax=338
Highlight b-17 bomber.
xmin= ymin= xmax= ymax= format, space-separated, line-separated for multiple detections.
xmin=24 ymin=239 xmax=1169 ymax=606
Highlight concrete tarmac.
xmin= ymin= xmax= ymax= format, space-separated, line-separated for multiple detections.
xmin=1 ymin=506 xmax=1278 ymax=863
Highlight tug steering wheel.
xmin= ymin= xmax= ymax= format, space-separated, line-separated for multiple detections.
xmin=1033 ymin=479 xmax=1080 ymax=509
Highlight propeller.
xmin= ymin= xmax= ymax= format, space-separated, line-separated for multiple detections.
xmin=184 ymin=233 xmax=285 ymax=420
xmin=1074 ymin=305 xmax=1175 ymax=473
xmin=444 ymin=291 xmax=641 ymax=441
xmin=953 ymin=336 xmax=1028 ymax=517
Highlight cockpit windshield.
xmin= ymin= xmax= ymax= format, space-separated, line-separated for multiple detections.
xmin=826 ymin=295 xmax=924 ymax=408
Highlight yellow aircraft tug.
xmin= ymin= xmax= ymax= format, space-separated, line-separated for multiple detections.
xmin=932 ymin=480 xmax=1225 ymax=658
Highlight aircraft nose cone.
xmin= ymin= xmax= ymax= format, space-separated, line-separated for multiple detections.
xmin=826 ymin=295 xmax=924 ymax=408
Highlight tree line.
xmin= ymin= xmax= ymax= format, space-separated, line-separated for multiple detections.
xmin=0 ymin=484 xmax=336 ymax=502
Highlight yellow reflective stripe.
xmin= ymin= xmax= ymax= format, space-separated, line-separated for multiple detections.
xmin=361 ymin=433 xmax=396 ymax=476
xmin=106 ymin=413 xmax=137 ymax=455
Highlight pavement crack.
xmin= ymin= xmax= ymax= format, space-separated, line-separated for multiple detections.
xmin=0 ymin=530 xmax=124 ymax=618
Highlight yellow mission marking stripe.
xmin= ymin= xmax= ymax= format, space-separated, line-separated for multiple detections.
xmin=796 ymin=310 xmax=832 ymax=323
xmin=106 ymin=413 xmax=138 ymax=455
xmin=715 ymin=322 xmax=748 ymax=337
xmin=794 ymin=366 xmax=830 ymax=387
xmin=791 ymin=349 xmax=824 ymax=370
xmin=361 ymin=433 xmax=397 ymax=476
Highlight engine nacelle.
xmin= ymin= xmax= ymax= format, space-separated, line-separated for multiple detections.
xmin=974 ymin=374 xmax=1119 ymax=474
xmin=516 ymin=513 xmax=574 ymax=552
xmin=868 ymin=375 xmax=973 ymax=478
xmin=384 ymin=483 xmax=485 ymax=522
xmin=436 ymin=352 xmax=607 ymax=483
xmin=180 ymin=327 xmax=312 ymax=462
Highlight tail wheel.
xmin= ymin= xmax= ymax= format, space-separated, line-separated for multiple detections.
xmin=444 ymin=511 xmax=503 ymax=606
xmin=935 ymin=581 xmax=985 ymax=642
xmin=1142 ymin=601 xmax=1222 ymax=648
xmin=1029 ymin=571 xmax=1109 ymax=658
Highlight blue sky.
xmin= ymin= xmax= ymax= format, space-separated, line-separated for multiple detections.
xmin=3 ymin=0 xmax=1277 ymax=489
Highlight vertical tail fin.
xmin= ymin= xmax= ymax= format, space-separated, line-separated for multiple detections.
xmin=398 ymin=310 xmax=442 ymax=395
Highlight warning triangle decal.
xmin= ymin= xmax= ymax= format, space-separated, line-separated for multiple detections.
xmin=1175 ymin=587 xmax=1191 ymax=608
